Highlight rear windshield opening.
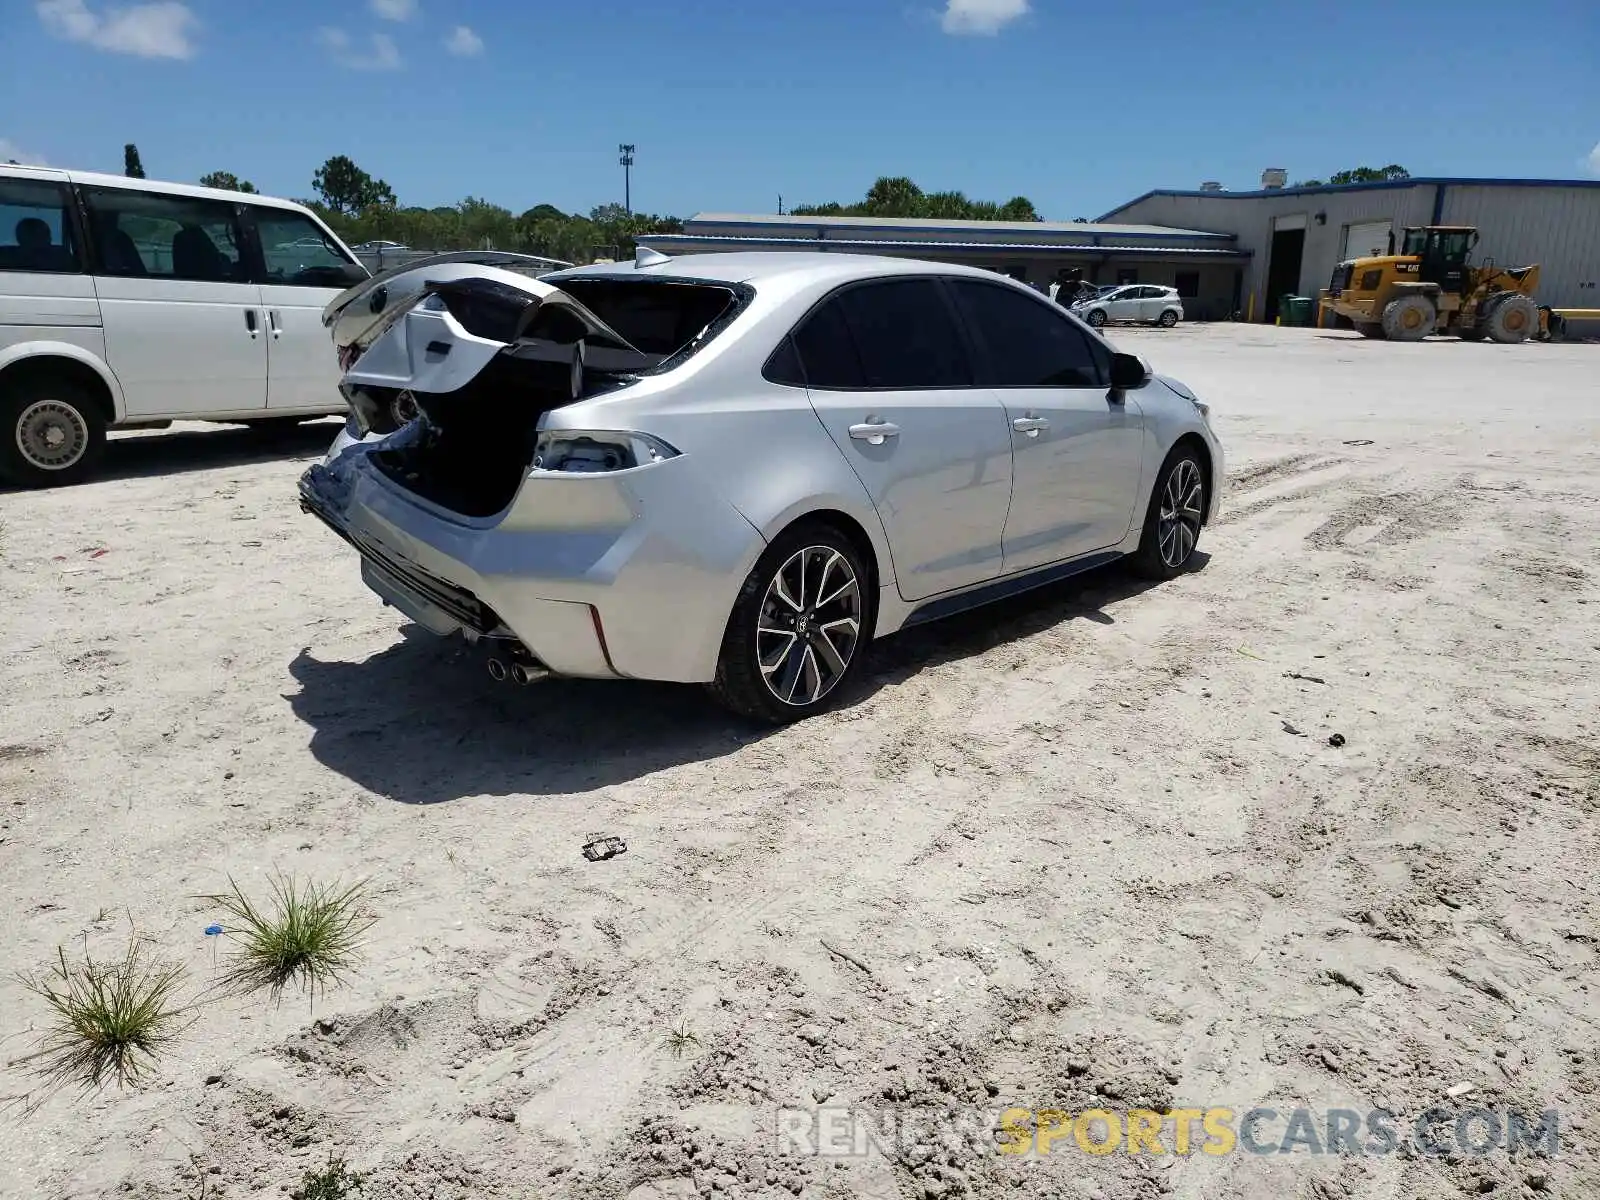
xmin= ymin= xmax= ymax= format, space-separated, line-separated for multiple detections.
xmin=551 ymin=277 xmax=748 ymax=371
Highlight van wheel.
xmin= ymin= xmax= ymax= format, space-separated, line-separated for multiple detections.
xmin=1 ymin=379 xmax=107 ymax=488
xmin=708 ymin=522 xmax=871 ymax=724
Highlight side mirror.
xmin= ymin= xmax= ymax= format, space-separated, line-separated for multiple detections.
xmin=1109 ymin=351 xmax=1152 ymax=391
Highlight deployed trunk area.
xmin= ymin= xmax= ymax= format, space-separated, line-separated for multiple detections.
xmin=357 ymin=274 xmax=744 ymax=518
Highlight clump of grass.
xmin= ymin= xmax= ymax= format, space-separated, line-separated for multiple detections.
xmin=16 ymin=938 xmax=189 ymax=1094
xmin=202 ymin=875 xmax=374 ymax=1007
xmin=662 ymin=1020 xmax=701 ymax=1059
xmin=295 ymin=1154 xmax=363 ymax=1200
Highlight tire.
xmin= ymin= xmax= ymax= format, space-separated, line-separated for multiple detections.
xmin=1381 ymin=294 xmax=1436 ymax=342
xmin=0 ymin=376 xmax=107 ymax=488
xmin=1085 ymin=308 xmax=1107 ymax=328
xmin=1484 ymin=293 xmax=1537 ymax=344
xmin=1129 ymin=446 xmax=1207 ymax=581
xmin=1158 ymin=309 xmax=1179 ymax=328
xmin=1355 ymin=322 xmax=1384 ymax=339
xmin=708 ymin=522 xmax=872 ymax=724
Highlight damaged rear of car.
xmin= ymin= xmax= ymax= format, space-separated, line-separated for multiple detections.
xmin=299 ymin=252 xmax=769 ymax=688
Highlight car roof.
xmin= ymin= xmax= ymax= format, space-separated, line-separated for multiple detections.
xmin=0 ymin=162 xmax=315 ymax=214
xmin=547 ymin=250 xmax=1035 ymax=290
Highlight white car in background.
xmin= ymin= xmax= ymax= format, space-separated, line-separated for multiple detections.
xmin=1075 ymin=285 xmax=1184 ymax=329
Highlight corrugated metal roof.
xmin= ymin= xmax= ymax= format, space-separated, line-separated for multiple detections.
xmin=640 ymin=233 xmax=1251 ymax=258
xmin=685 ymin=212 xmax=1234 ymax=241
xmin=1099 ymin=176 xmax=1600 ymax=221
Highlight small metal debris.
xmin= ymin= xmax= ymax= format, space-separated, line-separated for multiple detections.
xmin=582 ymin=836 xmax=628 ymax=862
xmin=1328 ymin=733 xmax=1347 ymax=747
xmin=1282 ymin=721 xmax=1306 ymax=736
xmin=1284 ymin=671 xmax=1327 ymax=684
xmin=1342 ymin=439 xmax=1375 ymax=446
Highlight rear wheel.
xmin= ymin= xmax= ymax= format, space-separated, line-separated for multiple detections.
xmin=1129 ymin=446 xmax=1207 ymax=580
xmin=1158 ymin=309 xmax=1179 ymax=328
xmin=1485 ymin=293 xmax=1537 ymax=344
xmin=1381 ymin=294 xmax=1436 ymax=342
xmin=1 ymin=377 xmax=107 ymax=488
xmin=709 ymin=523 xmax=870 ymax=724
xmin=1085 ymin=308 xmax=1107 ymax=329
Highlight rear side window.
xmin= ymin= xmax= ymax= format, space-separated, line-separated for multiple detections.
xmin=250 ymin=206 xmax=358 ymax=286
xmin=790 ymin=296 xmax=864 ymax=389
xmin=80 ymin=185 xmax=246 ymax=283
xmin=787 ymin=278 xmax=970 ymax=391
xmin=948 ymin=279 xmax=1109 ymax=388
xmin=0 ymin=177 xmax=81 ymax=273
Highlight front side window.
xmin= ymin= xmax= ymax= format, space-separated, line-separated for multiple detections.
xmin=80 ymin=185 xmax=245 ymax=283
xmin=0 ymin=177 xmax=81 ymax=273
xmin=251 ymin=207 xmax=358 ymax=286
xmin=947 ymin=279 xmax=1108 ymax=388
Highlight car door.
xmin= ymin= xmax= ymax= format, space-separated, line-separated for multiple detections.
xmin=945 ymin=277 xmax=1146 ymax=570
xmin=247 ymin=205 xmax=367 ymax=412
xmin=79 ymin=183 xmax=266 ymax=418
xmin=795 ymin=277 xmax=1014 ymax=602
xmin=1105 ymin=287 xmax=1139 ymax=322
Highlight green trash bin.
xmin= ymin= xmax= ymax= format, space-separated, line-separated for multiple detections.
xmin=1280 ymin=295 xmax=1313 ymax=327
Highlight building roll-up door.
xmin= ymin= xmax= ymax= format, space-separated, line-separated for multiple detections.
xmin=1342 ymin=220 xmax=1391 ymax=261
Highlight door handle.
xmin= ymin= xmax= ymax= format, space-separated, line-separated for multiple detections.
xmin=1012 ymin=415 xmax=1050 ymax=436
xmin=848 ymin=418 xmax=900 ymax=445
xmin=268 ymin=310 xmax=282 ymax=340
xmin=244 ymin=309 xmax=258 ymax=339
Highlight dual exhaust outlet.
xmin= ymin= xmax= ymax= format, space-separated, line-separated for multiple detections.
xmin=486 ymin=655 xmax=546 ymax=686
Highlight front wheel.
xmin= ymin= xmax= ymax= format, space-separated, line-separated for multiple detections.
xmin=1129 ymin=447 xmax=1207 ymax=580
xmin=708 ymin=523 xmax=871 ymax=724
xmin=1 ymin=378 xmax=107 ymax=488
xmin=1085 ymin=308 xmax=1107 ymax=328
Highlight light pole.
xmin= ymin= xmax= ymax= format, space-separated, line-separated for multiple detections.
xmin=618 ymin=143 xmax=635 ymax=217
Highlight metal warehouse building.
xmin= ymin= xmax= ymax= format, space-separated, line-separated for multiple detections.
xmin=640 ymin=175 xmax=1599 ymax=324
xmin=640 ymin=214 xmax=1252 ymax=319
xmin=1099 ymin=175 xmax=1600 ymax=322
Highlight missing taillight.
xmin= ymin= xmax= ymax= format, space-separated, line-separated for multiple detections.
xmin=532 ymin=430 xmax=679 ymax=473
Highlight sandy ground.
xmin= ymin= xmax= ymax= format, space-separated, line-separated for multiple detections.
xmin=1 ymin=323 xmax=1598 ymax=1200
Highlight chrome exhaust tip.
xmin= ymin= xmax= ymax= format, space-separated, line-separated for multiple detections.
xmin=486 ymin=657 xmax=508 ymax=682
xmin=509 ymin=662 xmax=532 ymax=686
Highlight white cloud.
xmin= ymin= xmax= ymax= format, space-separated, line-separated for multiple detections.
xmin=444 ymin=24 xmax=483 ymax=57
xmin=317 ymin=27 xmax=403 ymax=71
xmin=940 ymin=0 xmax=1029 ymax=36
xmin=0 ymin=138 xmax=49 ymax=166
xmin=37 ymin=0 xmax=198 ymax=59
xmin=1587 ymin=141 xmax=1600 ymax=177
xmin=369 ymin=0 xmax=416 ymax=21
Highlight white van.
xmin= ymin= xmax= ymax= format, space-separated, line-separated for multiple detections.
xmin=0 ymin=164 xmax=368 ymax=486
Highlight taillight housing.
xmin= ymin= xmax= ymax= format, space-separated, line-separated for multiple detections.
xmin=532 ymin=430 xmax=680 ymax=473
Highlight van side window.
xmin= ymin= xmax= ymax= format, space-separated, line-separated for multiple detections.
xmin=0 ymin=178 xmax=82 ymax=273
xmin=250 ymin=207 xmax=358 ymax=287
xmin=80 ymin=186 xmax=246 ymax=283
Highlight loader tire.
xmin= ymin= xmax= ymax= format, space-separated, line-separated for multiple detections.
xmin=1381 ymin=294 xmax=1436 ymax=342
xmin=1484 ymin=293 xmax=1537 ymax=344
xmin=1355 ymin=322 xmax=1384 ymax=339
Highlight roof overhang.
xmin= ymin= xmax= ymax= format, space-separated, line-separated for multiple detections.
xmin=640 ymin=234 xmax=1251 ymax=260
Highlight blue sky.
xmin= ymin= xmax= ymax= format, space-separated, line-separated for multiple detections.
xmin=4 ymin=0 xmax=1598 ymax=221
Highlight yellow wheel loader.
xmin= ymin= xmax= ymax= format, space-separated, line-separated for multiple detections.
xmin=1320 ymin=226 xmax=1551 ymax=343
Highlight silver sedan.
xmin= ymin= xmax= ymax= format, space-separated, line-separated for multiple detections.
xmin=300 ymin=250 xmax=1224 ymax=722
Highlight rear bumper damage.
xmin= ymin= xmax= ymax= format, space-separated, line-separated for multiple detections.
xmin=297 ymin=441 xmax=766 ymax=685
